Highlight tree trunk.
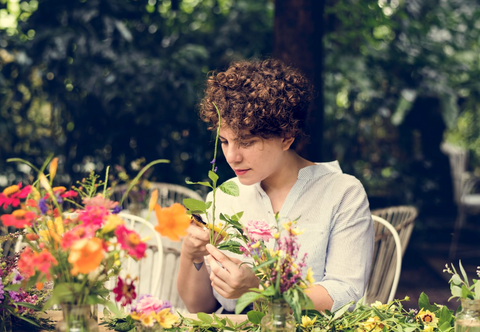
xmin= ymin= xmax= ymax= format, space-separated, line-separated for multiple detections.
xmin=274 ymin=0 xmax=325 ymax=161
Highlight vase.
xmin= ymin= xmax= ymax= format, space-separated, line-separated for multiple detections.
xmin=260 ymin=299 xmax=295 ymax=332
xmin=455 ymin=299 xmax=480 ymax=332
xmin=55 ymin=303 xmax=99 ymax=332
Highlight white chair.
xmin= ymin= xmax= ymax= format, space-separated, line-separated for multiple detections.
xmin=365 ymin=215 xmax=402 ymax=304
xmin=441 ymin=142 xmax=480 ymax=259
xmin=371 ymin=205 xmax=417 ymax=257
xmin=111 ymin=182 xmax=203 ymax=313
xmin=107 ymin=213 xmax=164 ymax=301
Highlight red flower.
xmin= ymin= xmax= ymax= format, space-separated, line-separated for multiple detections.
xmin=0 ymin=183 xmax=31 ymax=209
xmin=61 ymin=224 xmax=96 ymax=249
xmin=115 ymin=225 xmax=147 ymax=260
xmin=113 ymin=276 xmax=137 ymax=306
xmin=17 ymin=247 xmax=58 ymax=280
xmin=17 ymin=247 xmax=37 ymax=278
xmin=0 ymin=210 xmax=37 ymax=228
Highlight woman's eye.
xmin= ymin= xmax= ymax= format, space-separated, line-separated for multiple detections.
xmin=240 ymin=141 xmax=254 ymax=148
xmin=220 ymin=140 xmax=227 ymax=145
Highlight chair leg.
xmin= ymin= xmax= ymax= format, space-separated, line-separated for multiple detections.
xmin=449 ymin=208 xmax=466 ymax=260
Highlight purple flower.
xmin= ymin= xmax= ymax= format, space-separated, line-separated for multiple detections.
xmin=9 ymin=290 xmax=21 ymax=302
xmin=0 ymin=277 xmax=4 ymax=303
xmin=214 ymin=166 xmax=218 ymax=173
xmin=112 ymin=205 xmax=122 ymax=214
xmin=39 ymin=198 xmax=48 ymax=214
xmin=56 ymin=194 xmax=64 ymax=204
xmin=210 ymin=159 xmax=216 ymax=164
xmin=12 ymin=269 xmax=23 ymax=284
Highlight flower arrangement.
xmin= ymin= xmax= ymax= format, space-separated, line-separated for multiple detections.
xmin=0 ymin=156 xmax=174 ymax=314
xmin=234 ymin=217 xmax=314 ymax=324
xmin=444 ymin=260 xmax=480 ymax=301
xmin=0 ymin=232 xmax=55 ymax=331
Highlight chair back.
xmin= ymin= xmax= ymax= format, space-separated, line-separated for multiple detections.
xmin=111 ymin=182 xmax=202 ymax=313
xmin=371 ymin=205 xmax=418 ymax=257
xmin=441 ymin=142 xmax=468 ymax=205
xmin=107 ymin=213 xmax=164 ymax=300
xmin=365 ymin=215 xmax=402 ymax=304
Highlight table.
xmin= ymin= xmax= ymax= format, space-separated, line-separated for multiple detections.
xmin=41 ymin=311 xmax=248 ymax=331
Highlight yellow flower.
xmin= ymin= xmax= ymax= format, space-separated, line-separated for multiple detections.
xmin=291 ymin=227 xmax=304 ymax=235
xmin=54 ymin=216 xmax=64 ymax=235
xmin=102 ymin=214 xmax=125 ymax=233
xmin=251 ymin=241 xmax=261 ymax=249
xmin=49 ymin=157 xmax=58 ymax=181
xmin=140 ymin=313 xmax=155 ymax=327
xmin=360 ymin=316 xmax=388 ymax=332
xmin=416 ymin=309 xmax=438 ymax=327
xmin=424 ymin=325 xmax=435 ymax=332
xmin=155 ymin=308 xmax=178 ymax=328
xmin=273 ymin=232 xmax=280 ymax=239
xmin=30 ymin=186 xmax=41 ymax=200
xmin=306 ymin=267 xmax=315 ymax=285
xmin=130 ymin=311 xmax=141 ymax=320
xmin=46 ymin=219 xmax=62 ymax=245
xmin=2 ymin=184 xmax=20 ymax=197
xmin=301 ymin=315 xmax=317 ymax=328
xmin=148 ymin=189 xmax=158 ymax=213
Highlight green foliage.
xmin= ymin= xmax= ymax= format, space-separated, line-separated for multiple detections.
xmin=324 ymin=0 xmax=480 ymax=212
xmin=0 ymin=0 xmax=273 ymax=188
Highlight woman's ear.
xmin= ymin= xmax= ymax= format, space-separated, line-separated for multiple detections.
xmin=282 ymin=136 xmax=295 ymax=151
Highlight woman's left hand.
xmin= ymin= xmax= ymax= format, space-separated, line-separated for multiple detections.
xmin=206 ymin=244 xmax=259 ymax=299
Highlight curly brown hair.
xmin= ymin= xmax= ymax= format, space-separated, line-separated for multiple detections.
xmin=198 ymin=58 xmax=314 ymax=140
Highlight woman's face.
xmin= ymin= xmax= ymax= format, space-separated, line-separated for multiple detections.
xmin=218 ymin=127 xmax=293 ymax=186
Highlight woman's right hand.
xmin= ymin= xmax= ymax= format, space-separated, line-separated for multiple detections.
xmin=182 ymin=223 xmax=212 ymax=262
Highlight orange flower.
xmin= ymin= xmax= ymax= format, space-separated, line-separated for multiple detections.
xmin=0 ymin=210 xmax=37 ymax=228
xmin=49 ymin=157 xmax=58 ymax=181
xmin=68 ymin=237 xmax=105 ymax=275
xmin=36 ymin=282 xmax=44 ymax=290
xmin=148 ymin=190 xmax=158 ymax=213
xmin=154 ymin=203 xmax=190 ymax=241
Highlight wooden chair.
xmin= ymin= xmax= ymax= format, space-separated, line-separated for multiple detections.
xmin=441 ymin=142 xmax=480 ymax=259
xmin=371 ymin=205 xmax=418 ymax=257
xmin=365 ymin=215 xmax=403 ymax=304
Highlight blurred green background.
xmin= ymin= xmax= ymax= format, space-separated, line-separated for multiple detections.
xmin=1 ymin=0 xmax=480 ymax=220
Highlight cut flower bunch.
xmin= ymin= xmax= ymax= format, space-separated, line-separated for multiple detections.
xmin=0 ymin=156 xmax=169 ymax=312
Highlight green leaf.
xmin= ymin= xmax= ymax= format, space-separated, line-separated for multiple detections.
xmin=14 ymin=314 xmax=41 ymax=327
xmin=262 ymin=285 xmax=276 ymax=297
xmin=475 ymin=281 xmax=480 ymax=299
xmin=418 ymin=292 xmax=438 ymax=312
xmin=247 ymin=310 xmax=265 ymax=324
xmin=208 ymin=170 xmax=219 ymax=184
xmin=197 ymin=312 xmax=213 ymax=324
xmin=185 ymin=180 xmax=212 ymax=188
xmin=236 ymin=292 xmax=263 ymax=314
xmin=6 ymin=158 xmax=41 ymax=173
xmin=104 ymin=300 xmax=123 ymax=317
xmin=451 ymin=274 xmax=463 ymax=285
xmin=219 ymin=181 xmax=239 ymax=196
xmin=183 ymin=198 xmax=207 ymax=213
xmin=15 ymin=302 xmax=42 ymax=311
xmin=217 ymin=240 xmax=243 ymax=254
xmin=459 ymin=260 xmax=470 ymax=286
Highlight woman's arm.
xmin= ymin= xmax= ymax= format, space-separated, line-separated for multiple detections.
xmin=177 ymin=224 xmax=220 ymax=313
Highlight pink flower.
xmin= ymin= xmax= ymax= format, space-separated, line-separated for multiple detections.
xmin=115 ymin=225 xmax=147 ymax=260
xmin=134 ymin=295 xmax=171 ymax=315
xmin=61 ymin=224 xmax=97 ymax=249
xmin=245 ymin=220 xmax=273 ymax=242
xmin=78 ymin=206 xmax=109 ymax=227
xmin=0 ymin=183 xmax=31 ymax=209
xmin=83 ymin=194 xmax=118 ymax=209
xmin=113 ymin=276 xmax=137 ymax=306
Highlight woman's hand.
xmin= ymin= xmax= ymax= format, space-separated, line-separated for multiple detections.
xmin=182 ymin=223 xmax=211 ymax=263
xmin=206 ymin=243 xmax=259 ymax=299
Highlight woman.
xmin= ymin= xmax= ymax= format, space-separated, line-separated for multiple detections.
xmin=177 ymin=58 xmax=374 ymax=314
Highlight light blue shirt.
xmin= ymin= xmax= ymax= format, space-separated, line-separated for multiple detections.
xmin=207 ymin=161 xmax=374 ymax=312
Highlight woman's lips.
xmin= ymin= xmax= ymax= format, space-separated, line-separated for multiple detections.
xmin=234 ymin=169 xmax=249 ymax=176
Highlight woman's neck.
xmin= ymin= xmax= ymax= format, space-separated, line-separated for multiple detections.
xmin=260 ymin=151 xmax=314 ymax=206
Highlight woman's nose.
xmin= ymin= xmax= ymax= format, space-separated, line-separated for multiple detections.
xmin=224 ymin=145 xmax=242 ymax=164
